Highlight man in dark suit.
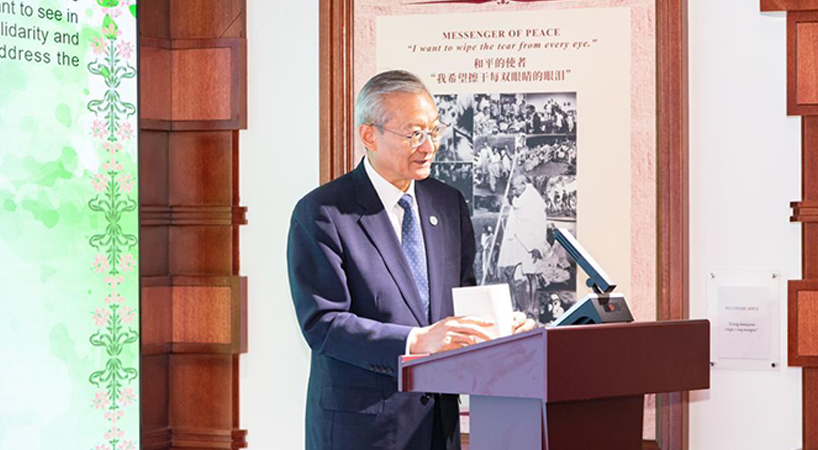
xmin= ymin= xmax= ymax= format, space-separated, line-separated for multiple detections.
xmin=288 ymin=70 xmax=534 ymax=450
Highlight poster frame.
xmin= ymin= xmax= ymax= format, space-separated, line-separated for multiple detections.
xmin=318 ymin=1 xmax=689 ymax=449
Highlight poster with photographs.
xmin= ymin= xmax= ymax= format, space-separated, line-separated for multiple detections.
xmin=432 ymin=92 xmax=578 ymax=326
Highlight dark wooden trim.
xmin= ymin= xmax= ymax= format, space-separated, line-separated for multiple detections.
xmin=655 ymin=1 xmax=690 ymax=450
xmin=805 ymin=368 xmax=818 ymax=446
xmin=142 ymin=343 xmax=236 ymax=355
xmin=141 ymin=426 xmax=247 ymax=450
xmin=320 ymin=1 xmax=690 ymax=449
xmin=141 ymin=274 xmax=244 ymax=286
xmin=802 ymin=117 xmax=818 ymax=279
xmin=788 ymin=11 xmax=797 ymax=115
xmin=140 ymin=206 xmax=248 ymax=226
xmin=643 ymin=439 xmax=662 ymax=450
xmin=791 ymin=200 xmax=818 ymax=222
xmin=319 ymin=0 xmax=356 ymax=184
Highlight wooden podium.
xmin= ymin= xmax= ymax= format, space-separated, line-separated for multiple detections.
xmin=399 ymin=320 xmax=710 ymax=450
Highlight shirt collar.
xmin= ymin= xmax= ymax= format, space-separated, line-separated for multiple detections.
xmin=364 ymin=157 xmax=417 ymax=211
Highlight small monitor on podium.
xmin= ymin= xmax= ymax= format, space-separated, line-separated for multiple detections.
xmin=551 ymin=228 xmax=634 ymax=327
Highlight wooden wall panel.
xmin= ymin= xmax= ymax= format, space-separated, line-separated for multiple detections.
xmin=142 ymin=355 xmax=170 ymax=430
xmin=764 ymin=0 xmax=818 ymax=12
xmin=140 ymin=226 xmax=170 ymax=277
xmin=797 ymin=291 xmax=818 ymax=356
xmin=789 ymin=280 xmax=818 ymax=366
xmin=771 ymin=5 xmax=818 ymax=449
xmin=141 ymin=38 xmax=246 ymax=130
xmin=172 ymin=286 xmax=233 ymax=344
xmin=168 ymin=226 xmax=233 ymax=275
xmin=169 ymin=354 xmax=235 ymax=428
xmin=140 ymin=0 xmax=248 ymax=448
xmin=140 ymin=45 xmax=172 ymax=122
xmin=168 ymin=132 xmax=233 ymax=206
xmin=139 ymin=0 xmax=170 ymax=38
xmin=142 ymin=286 xmax=173 ymax=346
xmin=788 ymin=11 xmax=818 ymax=115
xmin=140 ymin=131 xmax=170 ymax=205
xmin=171 ymin=39 xmax=247 ymax=131
xmin=169 ymin=0 xmax=245 ymax=39
xmin=172 ymin=48 xmax=233 ymax=121
xmin=142 ymin=276 xmax=244 ymax=354
xmin=796 ymin=22 xmax=818 ymax=105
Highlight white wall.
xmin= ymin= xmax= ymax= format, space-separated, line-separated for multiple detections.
xmin=239 ymin=1 xmax=317 ymax=448
xmin=688 ymin=1 xmax=802 ymax=449
xmin=240 ymin=1 xmax=805 ymax=448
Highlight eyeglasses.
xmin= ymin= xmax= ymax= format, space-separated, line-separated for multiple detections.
xmin=371 ymin=122 xmax=449 ymax=149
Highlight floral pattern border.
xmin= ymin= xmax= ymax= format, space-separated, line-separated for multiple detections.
xmin=87 ymin=1 xmax=139 ymax=449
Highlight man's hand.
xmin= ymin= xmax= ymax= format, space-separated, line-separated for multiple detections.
xmin=409 ymin=316 xmax=494 ymax=355
xmin=511 ymin=311 xmax=537 ymax=334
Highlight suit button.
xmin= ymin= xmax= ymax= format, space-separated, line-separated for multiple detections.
xmin=420 ymin=394 xmax=430 ymax=405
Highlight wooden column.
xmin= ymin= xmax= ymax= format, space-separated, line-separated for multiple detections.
xmin=762 ymin=1 xmax=818 ymax=449
xmin=138 ymin=1 xmax=249 ymax=448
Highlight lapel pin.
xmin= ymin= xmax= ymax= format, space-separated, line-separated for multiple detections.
xmin=430 ymin=216 xmax=438 ymax=226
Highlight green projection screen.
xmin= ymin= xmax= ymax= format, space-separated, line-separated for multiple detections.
xmin=0 ymin=0 xmax=139 ymax=448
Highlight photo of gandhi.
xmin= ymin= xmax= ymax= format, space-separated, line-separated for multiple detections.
xmin=495 ymin=175 xmax=571 ymax=318
xmin=427 ymin=90 xmax=579 ymax=324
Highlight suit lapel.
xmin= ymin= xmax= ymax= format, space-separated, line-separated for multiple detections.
xmin=353 ymin=163 xmax=428 ymax=326
xmin=415 ymin=181 xmax=446 ymax=324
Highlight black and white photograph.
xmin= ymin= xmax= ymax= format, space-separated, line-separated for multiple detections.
xmin=474 ymin=93 xmax=530 ymax=135
xmin=521 ymin=135 xmax=577 ymax=177
xmin=473 ymin=134 xmax=520 ymax=205
xmin=432 ymin=91 xmax=579 ymax=325
xmin=432 ymin=94 xmax=474 ymax=162
xmin=539 ymin=290 xmax=575 ymax=326
xmin=473 ymin=212 xmax=578 ymax=325
xmin=430 ymin=162 xmax=474 ymax=214
xmin=484 ymin=179 xmax=578 ymax=324
xmin=523 ymin=92 xmax=577 ymax=135
xmin=544 ymin=175 xmax=577 ymax=219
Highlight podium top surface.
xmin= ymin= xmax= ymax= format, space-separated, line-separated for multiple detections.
xmin=399 ymin=320 xmax=710 ymax=402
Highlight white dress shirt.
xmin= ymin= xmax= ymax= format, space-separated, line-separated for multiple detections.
xmin=364 ymin=157 xmax=425 ymax=354
xmin=364 ymin=157 xmax=426 ymax=245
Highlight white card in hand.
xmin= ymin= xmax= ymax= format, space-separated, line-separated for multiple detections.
xmin=452 ymin=284 xmax=514 ymax=339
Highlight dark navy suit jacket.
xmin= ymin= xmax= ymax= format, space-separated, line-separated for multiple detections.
xmin=288 ymin=161 xmax=476 ymax=450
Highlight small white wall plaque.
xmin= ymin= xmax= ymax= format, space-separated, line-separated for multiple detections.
xmin=706 ymin=270 xmax=781 ymax=371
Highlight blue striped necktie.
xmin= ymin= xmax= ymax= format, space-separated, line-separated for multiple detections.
xmin=397 ymin=194 xmax=430 ymax=321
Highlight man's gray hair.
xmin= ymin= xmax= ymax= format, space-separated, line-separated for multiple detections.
xmin=355 ymin=70 xmax=431 ymax=127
